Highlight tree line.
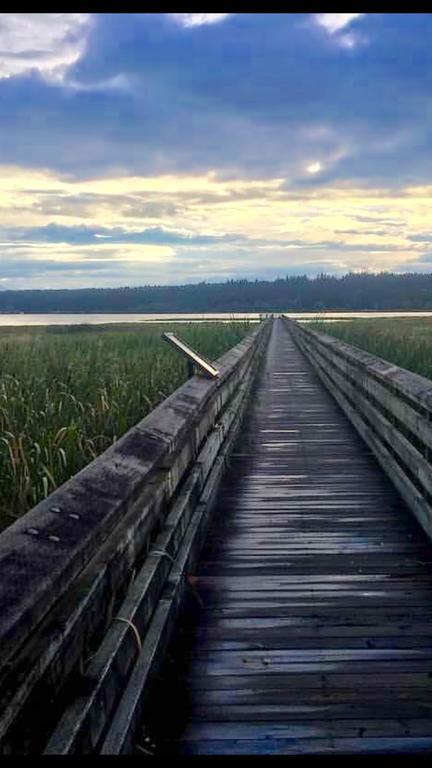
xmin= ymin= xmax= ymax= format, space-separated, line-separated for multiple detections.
xmin=1 ymin=272 xmax=432 ymax=313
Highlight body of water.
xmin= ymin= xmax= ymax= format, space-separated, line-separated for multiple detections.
xmin=0 ymin=311 xmax=432 ymax=326
xmin=0 ymin=312 xmax=264 ymax=326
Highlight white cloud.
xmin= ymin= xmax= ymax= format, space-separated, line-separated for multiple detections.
xmin=168 ymin=14 xmax=231 ymax=29
xmin=313 ymin=14 xmax=366 ymax=50
xmin=0 ymin=13 xmax=91 ymax=80
xmin=314 ymin=14 xmax=364 ymax=35
xmin=307 ymin=161 xmax=322 ymax=174
xmin=337 ymin=33 xmax=358 ymax=49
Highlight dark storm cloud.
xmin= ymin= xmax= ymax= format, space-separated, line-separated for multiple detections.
xmin=0 ymin=14 xmax=431 ymax=187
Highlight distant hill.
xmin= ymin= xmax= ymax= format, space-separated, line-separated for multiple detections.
xmin=1 ymin=273 xmax=432 ymax=313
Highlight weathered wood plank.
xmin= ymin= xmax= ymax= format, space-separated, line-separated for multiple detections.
xmin=162 ymin=736 xmax=432 ymax=755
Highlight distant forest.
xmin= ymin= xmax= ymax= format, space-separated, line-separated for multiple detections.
xmin=1 ymin=273 xmax=432 ymax=313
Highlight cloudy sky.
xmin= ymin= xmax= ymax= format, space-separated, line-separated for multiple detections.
xmin=1 ymin=12 xmax=432 ymax=289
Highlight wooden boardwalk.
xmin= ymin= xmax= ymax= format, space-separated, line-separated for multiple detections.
xmin=142 ymin=318 xmax=432 ymax=755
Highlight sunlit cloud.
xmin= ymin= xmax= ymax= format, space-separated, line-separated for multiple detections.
xmin=0 ymin=163 xmax=430 ymax=287
xmin=0 ymin=13 xmax=91 ymax=81
xmin=314 ymin=13 xmax=364 ymax=35
xmin=313 ymin=13 xmax=366 ymax=50
xmin=167 ymin=14 xmax=232 ymax=29
xmin=307 ymin=162 xmax=322 ymax=175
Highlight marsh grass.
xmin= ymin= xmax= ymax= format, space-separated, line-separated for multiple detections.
xmin=309 ymin=317 xmax=432 ymax=381
xmin=0 ymin=321 xmax=251 ymax=527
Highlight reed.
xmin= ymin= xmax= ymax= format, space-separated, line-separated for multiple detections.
xmin=0 ymin=321 xmax=251 ymax=527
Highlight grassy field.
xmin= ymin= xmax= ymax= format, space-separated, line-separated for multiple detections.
xmin=0 ymin=321 xmax=252 ymax=527
xmin=309 ymin=317 xmax=432 ymax=381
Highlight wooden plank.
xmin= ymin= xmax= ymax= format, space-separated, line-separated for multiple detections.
xmin=161 ymin=736 xmax=432 ymax=755
xmin=189 ymin=703 xmax=432 ymax=721
xmin=187 ymin=687 xmax=432 ymax=707
xmin=168 ymin=719 xmax=432 ymax=739
xmin=185 ymin=671 xmax=432 ymax=691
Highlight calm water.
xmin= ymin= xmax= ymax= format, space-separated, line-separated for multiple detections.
xmin=0 ymin=311 xmax=432 ymax=326
xmin=0 ymin=312 xmax=264 ymax=326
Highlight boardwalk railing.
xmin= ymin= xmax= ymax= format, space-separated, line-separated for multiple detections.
xmin=0 ymin=320 xmax=270 ymax=754
xmin=284 ymin=316 xmax=432 ymax=542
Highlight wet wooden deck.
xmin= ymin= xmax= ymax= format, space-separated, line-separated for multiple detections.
xmin=142 ymin=318 xmax=432 ymax=755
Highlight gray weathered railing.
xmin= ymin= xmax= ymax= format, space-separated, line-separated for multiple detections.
xmin=0 ymin=320 xmax=270 ymax=754
xmin=284 ymin=316 xmax=432 ymax=542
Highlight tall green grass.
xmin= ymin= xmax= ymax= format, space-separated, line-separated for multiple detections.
xmin=0 ymin=321 xmax=252 ymax=527
xmin=309 ymin=317 xmax=432 ymax=381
